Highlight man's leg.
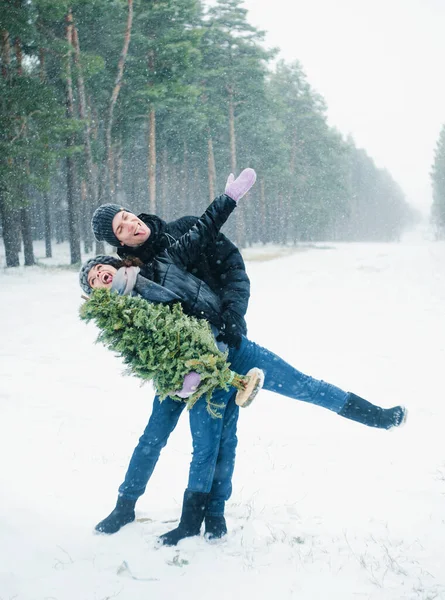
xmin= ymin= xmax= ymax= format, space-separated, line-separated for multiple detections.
xmin=95 ymin=395 xmax=185 ymax=534
xmin=158 ymin=386 xmax=233 ymax=546
xmin=205 ymin=393 xmax=239 ymax=539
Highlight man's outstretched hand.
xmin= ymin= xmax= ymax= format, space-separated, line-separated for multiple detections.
xmin=224 ymin=168 xmax=256 ymax=203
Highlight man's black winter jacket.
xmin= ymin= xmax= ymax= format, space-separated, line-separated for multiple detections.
xmin=116 ymin=197 xmax=250 ymax=333
xmin=133 ymin=195 xmax=239 ymax=331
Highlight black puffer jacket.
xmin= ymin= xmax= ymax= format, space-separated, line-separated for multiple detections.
xmin=133 ymin=195 xmax=238 ymax=331
xmin=116 ymin=199 xmax=250 ymax=334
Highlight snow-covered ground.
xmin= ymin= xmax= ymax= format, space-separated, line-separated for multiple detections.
xmin=1 ymin=231 xmax=445 ymax=600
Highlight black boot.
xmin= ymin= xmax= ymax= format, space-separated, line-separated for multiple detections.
xmin=159 ymin=490 xmax=209 ymax=546
xmin=338 ymin=393 xmax=407 ymax=430
xmin=94 ymin=496 xmax=136 ymax=534
xmin=205 ymin=515 xmax=227 ymax=540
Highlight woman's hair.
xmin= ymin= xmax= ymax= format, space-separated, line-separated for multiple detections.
xmin=79 ymin=255 xmax=144 ymax=294
xmin=120 ymin=256 xmax=144 ymax=268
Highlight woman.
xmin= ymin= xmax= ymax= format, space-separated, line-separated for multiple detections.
xmin=80 ymin=169 xmax=407 ymax=546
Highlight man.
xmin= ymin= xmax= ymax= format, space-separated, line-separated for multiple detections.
xmin=90 ymin=173 xmax=253 ymax=541
xmin=91 ymin=195 xmax=249 ymax=350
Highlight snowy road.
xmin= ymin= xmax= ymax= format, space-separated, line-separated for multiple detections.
xmin=1 ymin=234 xmax=445 ymax=600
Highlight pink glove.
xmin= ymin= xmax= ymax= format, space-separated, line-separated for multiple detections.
xmin=225 ymin=168 xmax=257 ymax=202
xmin=173 ymin=371 xmax=201 ymax=398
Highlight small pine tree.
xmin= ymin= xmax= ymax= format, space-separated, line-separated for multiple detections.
xmin=80 ymin=289 xmax=249 ymax=417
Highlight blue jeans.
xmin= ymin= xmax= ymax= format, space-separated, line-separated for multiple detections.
xmin=228 ymin=336 xmax=349 ymax=412
xmin=118 ymin=387 xmax=239 ymax=517
xmin=118 ymin=395 xmax=185 ymax=501
xmin=118 ymin=336 xmax=349 ymax=515
xmin=186 ymin=386 xmax=239 ymax=516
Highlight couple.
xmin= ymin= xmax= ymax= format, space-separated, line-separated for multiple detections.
xmin=79 ymin=168 xmax=407 ymax=546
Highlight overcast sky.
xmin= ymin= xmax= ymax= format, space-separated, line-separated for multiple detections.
xmin=229 ymin=0 xmax=445 ymax=215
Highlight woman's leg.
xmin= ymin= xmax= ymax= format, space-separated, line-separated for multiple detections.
xmin=95 ymin=395 xmax=185 ymax=534
xmin=229 ymin=337 xmax=406 ymax=428
xmin=118 ymin=396 xmax=185 ymax=499
xmin=229 ymin=337 xmax=348 ymax=412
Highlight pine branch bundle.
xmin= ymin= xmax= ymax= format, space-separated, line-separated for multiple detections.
xmin=79 ymin=289 xmax=249 ymax=417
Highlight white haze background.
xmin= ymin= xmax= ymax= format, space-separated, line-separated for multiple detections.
xmin=240 ymin=0 xmax=445 ymax=216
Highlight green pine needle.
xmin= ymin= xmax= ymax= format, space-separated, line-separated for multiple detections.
xmin=80 ymin=289 xmax=246 ymax=417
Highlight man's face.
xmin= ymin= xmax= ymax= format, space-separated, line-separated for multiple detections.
xmin=112 ymin=210 xmax=150 ymax=247
xmin=88 ymin=264 xmax=118 ymax=290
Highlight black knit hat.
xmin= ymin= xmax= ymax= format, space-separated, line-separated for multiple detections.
xmin=91 ymin=203 xmax=131 ymax=247
xmin=79 ymin=255 xmax=122 ymax=295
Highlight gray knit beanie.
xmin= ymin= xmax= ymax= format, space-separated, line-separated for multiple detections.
xmin=91 ymin=203 xmax=131 ymax=247
xmin=79 ymin=255 xmax=122 ymax=295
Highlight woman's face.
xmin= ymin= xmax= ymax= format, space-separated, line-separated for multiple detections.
xmin=88 ymin=264 xmax=118 ymax=289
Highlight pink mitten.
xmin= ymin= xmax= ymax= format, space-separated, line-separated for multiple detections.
xmin=224 ymin=168 xmax=257 ymax=202
xmin=173 ymin=371 xmax=201 ymax=398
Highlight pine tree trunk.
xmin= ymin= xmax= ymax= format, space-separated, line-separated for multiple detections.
xmin=228 ymin=92 xmax=237 ymax=174
xmin=108 ymin=145 xmax=115 ymax=200
xmin=161 ymin=148 xmax=168 ymax=219
xmin=20 ymin=205 xmax=35 ymax=266
xmin=116 ymin=136 xmax=123 ymax=195
xmin=170 ymin=157 xmax=179 ymax=220
xmin=43 ymin=189 xmax=52 ymax=258
xmin=148 ymin=107 xmax=156 ymax=213
xmin=281 ymin=195 xmax=289 ymax=244
xmin=228 ymin=91 xmax=244 ymax=247
xmin=15 ymin=37 xmax=34 ymax=264
xmin=129 ymin=167 xmax=136 ymax=207
xmin=278 ymin=194 xmax=284 ymax=244
xmin=66 ymin=153 xmax=81 ymax=263
xmin=105 ymin=0 xmax=134 ymax=203
xmin=38 ymin=53 xmax=53 ymax=258
xmin=80 ymin=179 xmax=92 ymax=252
xmin=39 ymin=47 xmax=45 ymax=81
xmin=288 ymin=132 xmax=297 ymax=246
xmin=95 ymin=161 xmax=106 ymax=254
xmin=14 ymin=37 xmax=23 ymax=76
xmin=65 ymin=9 xmax=81 ymax=264
xmin=182 ymin=139 xmax=189 ymax=213
xmin=290 ymin=131 xmax=297 ymax=176
xmin=0 ymin=191 xmax=20 ymax=267
xmin=128 ymin=137 xmax=137 ymax=206
xmin=1 ymin=30 xmax=10 ymax=79
xmin=207 ymin=135 xmax=216 ymax=203
xmin=10 ymin=199 xmax=21 ymax=254
xmin=72 ymin=24 xmax=96 ymax=250
xmin=193 ymin=166 xmax=200 ymax=213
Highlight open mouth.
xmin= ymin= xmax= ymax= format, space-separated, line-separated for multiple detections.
xmin=102 ymin=272 xmax=113 ymax=284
